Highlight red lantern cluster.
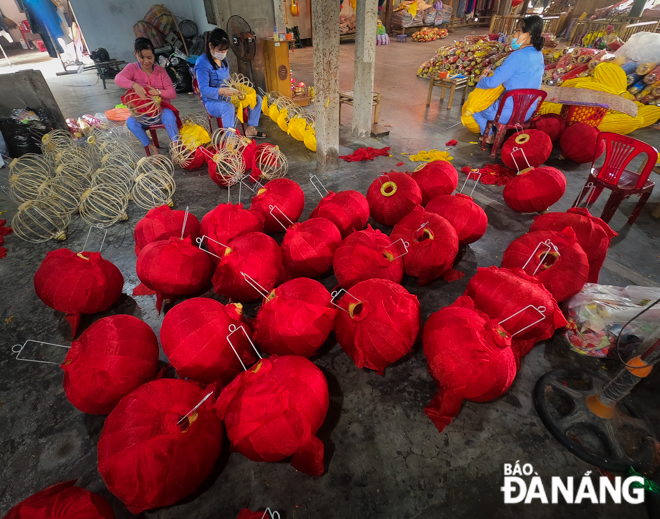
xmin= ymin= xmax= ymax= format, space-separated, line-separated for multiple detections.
xmin=334 ymin=278 xmax=420 ymax=375
xmin=62 ymin=315 xmax=159 ymax=415
xmin=560 ymin=122 xmax=604 ymax=163
xmin=366 ymin=172 xmax=422 ymax=226
xmin=200 ymin=203 xmax=264 ymax=259
xmin=281 ymin=217 xmax=342 ymax=278
xmin=250 ymin=178 xmax=305 ymax=233
xmin=34 ymin=249 xmax=124 ymax=338
xmin=310 ymin=190 xmax=370 ymax=239
xmin=503 ymin=166 xmax=566 ymax=213
xmin=134 ymin=205 xmax=200 ymax=256
xmin=423 ymin=296 xmax=516 ymax=432
xmin=426 ymin=193 xmax=488 ymax=245
xmin=215 ymin=355 xmax=329 ymax=476
xmin=530 ymin=113 xmax=566 ymax=142
xmin=501 ymin=129 xmax=552 ymax=171
xmin=410 ymin=160 xmax=458 ymax=205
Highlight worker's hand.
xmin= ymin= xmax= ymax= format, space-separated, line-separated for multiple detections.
xmin=218 ymin=87 xmax=239 ymax=97
xmin=147 ymin=87 xmax=160 ymax=97
xmin=478 ymin=68 xmax=493 ymax=82
xmin=132 ymin=83 xmax=148 ymax=99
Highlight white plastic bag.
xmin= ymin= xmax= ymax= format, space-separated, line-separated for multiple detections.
xmin=614 ymin=32 xmax=660 ymax=64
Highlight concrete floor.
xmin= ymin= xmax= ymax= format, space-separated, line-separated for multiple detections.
xmin=1 ymin=29 xmax=660 ymax=518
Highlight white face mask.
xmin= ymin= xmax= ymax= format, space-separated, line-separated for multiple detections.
xmin=213 ymin=51 xmax=227 ymax=61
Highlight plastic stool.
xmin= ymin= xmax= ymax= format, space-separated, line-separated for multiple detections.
xmin=397 ymin=34 xmax=407 ymax=42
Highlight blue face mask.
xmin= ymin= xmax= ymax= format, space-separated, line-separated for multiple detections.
xmin=511 ymin=37 xmax=522 ymax=50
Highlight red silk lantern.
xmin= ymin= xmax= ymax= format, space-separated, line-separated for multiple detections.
xmin=182 ymin=146 xmax=208 ymax=170
xmin=366 ymin=172 xmax=422 ymax=226
xmin=423 ymin=296 xmax=516 ymax=432
xmin=310 ymin=190 xmax=370 ymax=239
xmin=215 ymin=355 xmax=329 ymax=476
xmin=464 ymin=266 xmax=567 ymax=363
xmin=530 ymin=207 xmax=616 ymax=283
xmin=200 ymin=203 xmax=264 ymax=259
xmin=136 ymin=237 xmax=214 ymax=312
xmin=249 ymin=143 xmax=276 ymax=182
xmin=62 ymin=315 xmax=159 ymax=415
xmin=121 ymin=89 xmax=162 ymax=123
xmin=242 ymin=139 xmax=258 ymax=172
xmin=333 ymin=225 xmax=404 ymax=288
xmin=560 ymin=122 xmax=604 ymax=163
xmin=3 ymin=480 xmax=114 ymax=519
xmin=501 ymin=129 xmax=552 ymax=171
xmin=410 ymin=160 xmax=458 ymax=205
xmin=531 ymin=113 xmax=566 ymax=142
xmin=502 ymin=228 xmax=590 ymax=302
xmin=34 ymin=249 xmax=123 ymax=338
xmin=212 ymin=232 xmax=284 ymax=302
xmin=426 ymin=193 xmax=488 ymax=245
xmin=281 ymin=217 xmax=341 ymax=278
xmin=503 ymin=166 xmax=566 ymax=213
xmin=134 ymin=205 xmax=200 ymax=256
xmin=253 ymin=278 xmax=337 ymax=357
xmin=98 ymin=379 xmax=223 ymax=514
xmin=250 ymin=178 xmax=305 ymax=233
xmin=389 ymin=206 xmax=462 ymax=285
xmin=334 ymin=278 xmax=420 ymax=375
xmin=160 ymin=298 xmax=256 ymax=384
xmin=237 ymin=511 xmax=269 ymax=519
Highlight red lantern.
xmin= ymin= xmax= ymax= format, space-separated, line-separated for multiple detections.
xmin=62 ymin=315 xmax=159 ymax=415
xmin=160 ymin=298 xmax=256 ymax=384
xmin=121 ymin=89 xmax=162 ymax=123
xmin=281 ymin=217 xmax=341 ymax=278
xmin=253 ymin=278 xmax=337 ymax=357
xmin=237 ymin=511 xmax=270 ymax=519
xmin=134 ymin=205 xmax=200 ymax=256
xmin=423 ymin=295 xmax=516 ymax=432
xmin=531 ymin=113 xmax=566 ymax=142
xmin=250 ymin=178 xmax=305 ymax=233
xmin=502 ymin=228 xmax=590 ymax=302
xmin=182 ymin=146 xmax=208 ymax=170
xmin=334 ymin=278 xmax=420 ymax=375
xmin=34 ymin=249 xmax=124 ymax=338
xmin=426 ymin=193 xmax=488 ymax=245
xmin=3 ymin=480 xmax=114 ymax=519
xmin=200 ymin=203 xmax=264 ymax=259
xmin=501 ymin=129 xmax=552 ymax=170
xmin=410 ymin=160 xmax=458 ymax=205
xmin=464 ymin=266 xmax=567 ymax=363
xmin=503 ymin=166 xmax=566 ymax=213
xmin=212 ymin=232 xmax=284 ymax=302
xmin=560 ymin=122 xmax=604 ymax=163
xmin=249 ymin=143 xmax=277 ymax=182
xmin=214 ymin=355 xmax=329 ymax=476
xmin=529 ymin=207 xmax=616 ymax=283
xmin=242 ymin=138 xmax=258 ymax=172
xmin=366 ymin=172 xmax=422 ymax=226
xmin=310 ymin=190 xmax=370 ymax=239
xmin=389 ymin=205 xmax=462 ymax=285
xmin=136 ymin=237 xmax=214 ymax=312
xmin=98 ymin=379 xmax=223 ymax=514
xmin=333 ymin=225 xmax=404 ymax=288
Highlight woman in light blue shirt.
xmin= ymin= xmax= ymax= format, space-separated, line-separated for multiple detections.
xmin=195 ymin=28 xmax=265 ymax=138
xmin=473 ymin=15 xmax=545 ymax=143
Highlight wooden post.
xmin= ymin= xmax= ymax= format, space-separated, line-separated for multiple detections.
xmin=353 ymin=0 xmax=378 ymax=137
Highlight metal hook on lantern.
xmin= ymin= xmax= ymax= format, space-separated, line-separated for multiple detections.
xmin=269 ymin=204 xmax=294 ymax=231
xmin=261 ymin=508 xmax=281 ymax=519
xmin=522 ymin=239 xmax=561 ymax=277
xmin=309 ymin=174 xmax=329 ymax=198
xmin=226 ymin=323 xmax=262 ymax=371
xmin=196 ymin=235 xmax=229 ymax=259
xmin=330 ymin=288 xmax=362 ymax=315
xmin=11 ymin=340 xmax=71 ymax=365
xmin=384 ymin=238 xmax=410 ymax=261
xmin=180 ymin=206 xmax=189 ymax=240
xmin=576 ymin=182 xmax=596 ymax=208
xmin=499 ymin=305 xmax=547 ymax=337
xmin=377 ymin=173 xmax=391 ymax=187
xmin=509 ymin=146 xmax=532 ymax=174
xmin=80 ymin=224 xmax=107 ymax=255
xmin=176 ymin=391 xmax=214 ymax=427
xmin=458 ymin=170 xmax=481 ymax=197
xmin=240 ymin=271 xmax=271 ymax=299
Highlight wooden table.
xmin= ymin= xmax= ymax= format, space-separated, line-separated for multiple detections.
xmin=339 ymin=90 xmax=381 ymax=125
xmin=426 ymin=76 xmax=468 ymax=110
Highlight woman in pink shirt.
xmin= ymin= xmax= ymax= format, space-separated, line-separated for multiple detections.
xmin=115 ymin=38 xmax=178 ymax=155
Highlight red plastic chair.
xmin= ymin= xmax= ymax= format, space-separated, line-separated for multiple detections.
xmin=572 ymin=132 xmax=657 ymax=225
xmin=481 ymin=88 xmax=547 ymax=159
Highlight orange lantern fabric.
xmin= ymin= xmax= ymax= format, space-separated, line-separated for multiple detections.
xmin=333 ymin=225 xmax=404 ymax=288
xmin=501 ymin=129 xmax=552 ymax=171
xmin=253 ymin=278 xmax=337 ymax=357
xmin=502 ymin=228 xmax=590 ymax=302
xmin=212 ymin=232 xmax=284 ymax=302
xmin=334 ymin=278 xmax=420 ymax=375
xmin=560 ymin=122 xmax=604 ymax=163
xmin=62 ymin=315 xmax=159 ymax=415
xmin=366 ymin=172 xmax=422 ymax=226
xmin=3 ymin=480 xmax=115 ymax=519
xmin=389 ymin=206 xmax=462 ymax=285
xmin=98 ymin=379 xmax=223 ymax=514
xmin=134 ymin=205 xmax=200 ymax=256
xmin=530 ymin=113 xmax=566 ymax=142
xmin=34 ymin=249 xmax=124 ymax=338
xmin=215 ymin=355 xmax=329 ymax=476
xmin=503 ymin=166 xmax=566 ymax=213
xmin=410 ymin=160 xmax=458 ymax=205
xmin=160 ymin=298 xmax=256 ymax=384
xmin=281 ymin=217 xmax=342 ymax=278
xmin=423 ymin=296 xmax=516 ymax=432
xmin=426 ymin=193 xmax=488 ymax=245
xmin=250 ymin=178 xmax=305 ymax=233
xmin=135 ymin=237 xmax=214 ymax=312
xmin=200 ymin=203 xmax=264 ymax=259
xmin=310 ymin=190 xmax=370 ymax=239
xmin=529 ymin=207 xmax=617 ymax=283
xmin=464 ymin=266 xmax=567 ymax=363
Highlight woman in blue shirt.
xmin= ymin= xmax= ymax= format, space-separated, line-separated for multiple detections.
xmin=473 ymin=16 xmax=545 ymax=143
xmin=195 ymin=29 xmax=265 ymax=138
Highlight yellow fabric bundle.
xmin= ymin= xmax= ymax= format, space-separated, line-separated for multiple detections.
xmin=288 ymin=117 xmax=307 ymax=141
xmin=460 ymin=85 xmax=504 ymax=133
xmin=230 ymin=86 xmax=258 ymax=123
xmin=561 ymin=77 xmax=589 ymax=88
xmin=179 ymin=122 xmax=211 ymax=148
xmin=268 ymin=104 xmax=280 ymax=122
xmin=638 ymin=105 xmax=660 ymax=127
xmin=277 ymin=110 xmax=290 ymax=132
xmin=593 ymin=63 xmax=627 ymax=95
xmin=598 ymin=113 xmax=642 ymax=134
xmin=262 ymin=96 xmax=269 ymax=113
xmin=304 ymin=127 xmax=317 ymax=152
xmin=578 ymin=82 xmax=621 ymax=95
xmin=537 ymin=102 xmax=563 ymax=115
xmin=409 ymin=150 xmax=454 ymax=162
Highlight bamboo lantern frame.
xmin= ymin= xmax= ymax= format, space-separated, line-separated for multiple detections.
xmin=40 ymin=173 xmax=87 ymax=215
xmin=123 ymin=90 xmax=164 ymax=126
xmin=254 ymin=145 xmax=288 ymax=180
xmin=131 ymin=170 xmax=176 ymax=209
xmin=41 ymin=130 xmax=74 ymax=157
xmin=210 ymin=148 xmax=245 ymax=186
xmin=8 ymin=154 xmax=52 ymax=203
xmin=211 ymin=128 xmax=251 ymax=155
xmin=12 ymin=198 xmax=71 ymax=243
xmin=169 ymin=139 xmax=202 ymax=168
xmin=91 ymin=166 xmax=135 ymax=195
xmin=79 ymin=183 xmax=129 ymax=228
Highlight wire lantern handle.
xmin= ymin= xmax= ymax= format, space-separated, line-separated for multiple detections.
xmin=309 ymin=174 xmax=329 ymax=198
xmin=176 ymin=391 xmax=214 ymax=426
xmin=80 ymin=224 xmax=107 ymax=255
xmin=240 ymin=271 xmax=271 ymax=299
xmin=12 ymin=340 xmax=71 ymax=365
xmin=384 ymin=238 xmax=410 ymax=261
xmin=196 ymin=235 xmax=229 ymax=259
xmin=499 ymin=305 xmax=547 ymax=337
xmin=458 ymin=170 xmax=481 ymax=196
xmin=226 ymin=323 xmax=262 ymax=371
xmin=330 ymin=288 xmax=362 ymax=315
xmin=510 ymin=146 xmax=532 ymax=173
xmin=522 ymin=239 xmax=560 ymax=277
xmin=269 ymin=205 xmax=294 ymax=231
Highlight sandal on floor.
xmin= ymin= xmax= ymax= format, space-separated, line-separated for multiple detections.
xmin=248 ymin=131 xmax=267 ymax=139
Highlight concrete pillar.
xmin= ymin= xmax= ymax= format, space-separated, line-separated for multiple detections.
xmin=353 ymin=0 xmax=378 ymax=138
xmin=273 ymin=0 xmax=286 ymax=34
xmin=311 ymin=0 xmax=340 ymax=171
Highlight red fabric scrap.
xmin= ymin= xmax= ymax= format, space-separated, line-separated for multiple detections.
xmin=445 ymin=139 xmax=458 ymax=146
xmin=339 ymin=146 xmax=391 ymax=162
xmin=396 ymin=162 xmax=405 ymax=166
xmin=0 ymin=219 xmax=11 ymax=259
xmin=461 ymin=164 xmax=516 ymax=186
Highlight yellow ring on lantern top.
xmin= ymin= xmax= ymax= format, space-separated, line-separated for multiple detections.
xmin=380 ymin=181 xmax=397 ymax=197
xmin=515 ymin=133 xmax=530 ymax=145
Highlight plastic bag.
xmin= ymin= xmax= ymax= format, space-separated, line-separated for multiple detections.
xmin=614 ymin=32 xmax=660 ymax=64
xmin=563 ymin=283 xmax=660 ymax=358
